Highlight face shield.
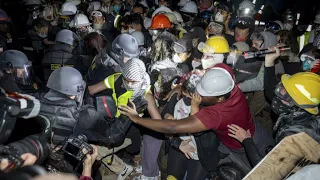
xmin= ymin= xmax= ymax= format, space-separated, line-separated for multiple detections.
xmin=237 ymin=8 xmax=255 ymax=18
xmin=11 ymin=61 xmax=33 ymax=85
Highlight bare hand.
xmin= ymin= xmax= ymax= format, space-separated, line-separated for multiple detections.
xmin=164 ymin=84 xmax=182 ymax=101
xmin=118 ymin=100 xmax=139 ymax=121
xmin=191 ymin=93 xmax=202 ymax=106
xmin=0 ymin=153 xmax=37 ymax=171
xmin=179 ymin=139 xmax=196 ymax=159
xmin=227 ymin=124 xmax=251 ymax=143
xmin=43 ymin=38 xmax=49 ymax=45
xmin=265 ymin=46 xmax=280 ymax=67
xmin=83 ymin=145 xmax=98 ymax=177
xmin=21 ymin=153 xmax=37 ymax=166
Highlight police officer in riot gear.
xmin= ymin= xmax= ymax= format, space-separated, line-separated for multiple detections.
xmin=0 ymin=50 xmax=43 ymax=93
xmin=85 ymin=33 xmax=140 ymax=86
xmin=38 ymin=66 xmax=86 ymax=144
xmin=41 ymin=29 xmax=84 ymax=82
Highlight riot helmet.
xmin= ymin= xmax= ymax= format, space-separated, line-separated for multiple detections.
xmin=0 ymin=50 xmax=33 ymax=85
xmin=46 ymin=67 xmax=86 ymax=104
xmin=110 ymin=33 xmax=139 ymax=65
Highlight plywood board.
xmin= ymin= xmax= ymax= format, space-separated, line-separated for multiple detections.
xmin=244 ymin=132 xmax=320 ymax=180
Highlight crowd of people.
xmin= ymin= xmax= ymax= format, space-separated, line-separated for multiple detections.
xmin=0 ymin=0 xmax=320 ymax=179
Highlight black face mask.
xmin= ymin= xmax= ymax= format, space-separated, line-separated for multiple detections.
xmin=271 ymin=96 xmax=292 ymax=115
xmin=182 ymin=96 xmax=192 ymax=106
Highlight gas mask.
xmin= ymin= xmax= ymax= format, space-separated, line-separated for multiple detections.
xmin=271 ymin=96 xmax=292 ymax=115
xmin=271 ymin=83 xmax=296 ymax=115
xmin=201 ymin=54 xmax=224 ymax=69
xmin=300 ymin=54 xmax=317 ymax=71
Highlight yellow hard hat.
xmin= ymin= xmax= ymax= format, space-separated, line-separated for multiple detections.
xmin=281 ymin=72 xmax=320 ymax=115
xmin=198 ymin=36 xmax=229 ymax=54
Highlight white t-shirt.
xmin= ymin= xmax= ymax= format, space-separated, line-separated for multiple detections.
xmin=174 ymin=99 xmax=199 ymax=160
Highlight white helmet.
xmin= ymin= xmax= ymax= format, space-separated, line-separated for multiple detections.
xmin=25 ymin=0 xmax=42 ymax=5
xmin=55 ymin=29 xmax=79 ymax=46
xmin=178 ymin=0 xmax=190 ymax=7
xmin=152 ymin=6 xmax=172 ymax=18
xmin=180 ymin=1 xmax=198 ymax=14
xmin=196 ymin=67 xmax=235 ymax=97
xmin=74 ymin=14 xmax=91 ymax=28
xmin=173 ymin=11 xmax=183 ymax=23
xmin=130 ymin=31 xmax=145 ymax=46
xmin=237 ymin=0 xmax=256 ymax=17
xmin=59 ymin=2 xmax=77 ymax=16
xmin=66 ymin=0 xmax=81 ymax=6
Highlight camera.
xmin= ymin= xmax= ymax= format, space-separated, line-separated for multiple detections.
xmin=0 ymin=88 xmax=50 ymax=172
xmin=62 ymin=135 xmax=93 ymax=161
xmin=0 ymin=134 xmax=51 ymax=172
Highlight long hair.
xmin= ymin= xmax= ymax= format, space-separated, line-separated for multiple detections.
xmin=84 ymin=32 xmax=107 ymax=56
xmin=276 ymin=30 xmax=299 ymax=55
xmin=148 ymin=38 xmax=173 ymax=63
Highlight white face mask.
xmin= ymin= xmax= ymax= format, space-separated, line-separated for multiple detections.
xmin=283 ymin=23 xmax=293 ymax=30
xmin=201 ymin=54 xmax=224 ymax=69
xmin=121 ymin=29 xmax=128 ymax=34
xmin=37 ymin=32 xmax=48 ymax=38
xmin=128 ymin=28 xmax=135 ymax=34
xmin=215 ymin=12 xmax=224 ymax=23
xmin=173 ymin=54 xmax=183 ymax=63
xmin=93 ymin=23 xmax=104 ymax=30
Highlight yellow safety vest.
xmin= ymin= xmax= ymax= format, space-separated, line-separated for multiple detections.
xmin=104 ymin=73 xmax=133 ymax=117
xmin=104 ymin=73 xmax=151 ymax=117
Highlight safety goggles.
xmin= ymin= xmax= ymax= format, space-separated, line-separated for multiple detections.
xmin=274 ymin=83 xmax=318 ymax=109
xmin=274 ymin=83 xmax=296 ymax=107
xmin=197 ymin=42 xmax=215 ymax=54
xmin=91 ymin=11 xmax=103 ymax=17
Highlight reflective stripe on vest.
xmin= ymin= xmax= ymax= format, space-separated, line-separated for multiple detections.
xmin=104 ymin=73 xmax=134 ymax=117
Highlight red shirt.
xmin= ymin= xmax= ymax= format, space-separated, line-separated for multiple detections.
xmin=195 ymin=86 xmax=255 ymax=149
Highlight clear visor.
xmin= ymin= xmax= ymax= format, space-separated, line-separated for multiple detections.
xmin=237 ymin=8 xmax=255 ymax=17
xmin=198 ymin=42 xmax=216 ymax=54
xmin=12 ymin=61 xmax=33 ymax=85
